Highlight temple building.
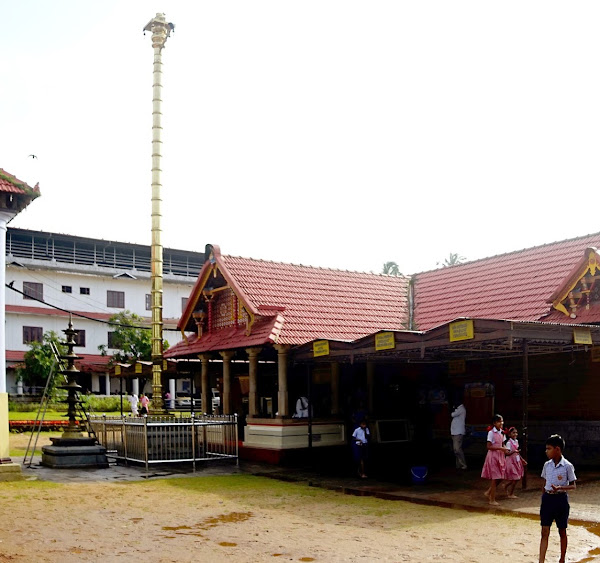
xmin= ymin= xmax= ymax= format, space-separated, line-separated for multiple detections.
xmin=167 ymin=236 xmax=600 ymax=467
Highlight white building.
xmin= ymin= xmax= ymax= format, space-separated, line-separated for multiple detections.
xmin=5 ymin=227 xmax=202 ymax=397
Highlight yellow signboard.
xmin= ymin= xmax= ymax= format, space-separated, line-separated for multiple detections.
xmin=313 ymin=340 xmax=330 ymax=357
xmin=448 ymin=359 xmax=466 ymax=374
xmin=573 ymin=328 xmax=593 ymax=345
xmin=135 ymin=363 xmax=142 ymax=374
xmin=592 ymin=347 xmax=600 ymax=362
xmin=115 ymin=365 xmax=121 ymax=376
xmin=449 ymin=320 xmax=474 ymax=342
xmin=375 ymin=331 xmax=395 ymax=351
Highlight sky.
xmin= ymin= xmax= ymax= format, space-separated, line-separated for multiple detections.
xmin=2 ymin=2 xmax=600 ymax=275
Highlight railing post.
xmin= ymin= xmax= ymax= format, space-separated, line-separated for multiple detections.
xmin=123 ymin=415 xmax=128 ymax=464
xmin=235 ymin=414 xmax=239 ymax=466
xmin=144 ymin=416 xmax=149 ymax=473
xmin=191 ymin=413 xmax=196 ymax=473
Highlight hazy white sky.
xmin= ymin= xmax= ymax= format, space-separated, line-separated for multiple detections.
xmin=2 ymin=1 xmax=600 ymax=275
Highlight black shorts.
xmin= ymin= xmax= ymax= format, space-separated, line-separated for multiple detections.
xmin=540 ymin=493 xmax=570 ymax=529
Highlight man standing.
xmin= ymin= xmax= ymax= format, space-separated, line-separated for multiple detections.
xmin=451 ymin=401 xmax=467 ymax=469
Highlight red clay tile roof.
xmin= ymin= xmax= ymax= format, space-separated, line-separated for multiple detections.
xmin=6 ymin=350 xmax=112 ymax=372
xmin=171 ymin=249 xmax=410 ymax=353
xmin=413 ymin=233 xmax=600 ymax=330
xmin=165 ymin=314 xmax=284 ymax=357
xmin=0 ymin=168 xmax=40 ymax=196
xmin=221 ymin=255 xmax=410 ymax=344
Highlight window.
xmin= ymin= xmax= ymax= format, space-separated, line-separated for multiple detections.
xmin=107 ymin=290 xmax=125 ymax=308
xmin=62 ymin=285 xmax=72 ymax=293
xmin=182 ymin=297 xmax=189 ymax=312
xmin=145 ymin=294 xmax=152 ymax=311
xmin=23 ymin=282 xmax=43 ymax=301
xmin=23 ymin=326 xmax=43 ymax=344
xmin=80 ymin=287 xmax=90 ymax=295
xmin=74 ymin=329 xmax=86 ymax=347
xmin=107 ymin=332 xmax=117 ymax=349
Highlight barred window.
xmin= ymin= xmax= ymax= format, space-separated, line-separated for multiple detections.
xmin=107 ymin=290 xmax=125 ymax=308
xmin=23 ymin=282 xmax=43 ymax=301
xmin=23 ymin=326 xmax=43 ymax=344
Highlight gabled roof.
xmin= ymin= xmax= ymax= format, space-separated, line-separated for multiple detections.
xmin=0 ymin=169 xmax=40 ymax=197
xmin=172 ymin=245 xmax=410 ymax=352
xmin=413 ymin=232 xmax=600 ymax=330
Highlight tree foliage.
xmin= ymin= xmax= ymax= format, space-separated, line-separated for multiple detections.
xmin=382 ymin=261 xmax=402 ymax=276
xmin=98 ymin=310 xmax=168 ymax=363
xmin=17 ymin=331 xmax=66 ymax=397
xmin=438 ymin=252 xmax=466 ymax=268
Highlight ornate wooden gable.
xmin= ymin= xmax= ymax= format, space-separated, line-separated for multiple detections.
xmin=180 ymin=245 xmax=257 ymax=338
xmin=548 ymin=247 xmax=600 ymax=319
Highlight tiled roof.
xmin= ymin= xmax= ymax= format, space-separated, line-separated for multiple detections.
xmin=165 ymin=314 xmax=284 ymax=357
xmin=220 ymin=255 xmax=410 ymax=345
xmin=0 ymin=168 xmax=40 ymax=196
xmin=173 ymin=250 xmax=410 ymax=352
xmin=6 ymin=350 xmax=112 ymax=372
xmin=413 ymin=233 xmax=600 ymax=330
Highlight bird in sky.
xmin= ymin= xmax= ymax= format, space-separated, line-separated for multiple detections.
xmin=28 ymin=154 xmax=37 ymax=159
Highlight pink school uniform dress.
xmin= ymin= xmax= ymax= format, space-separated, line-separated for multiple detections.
xmin=481 ymin=427 xmax=506 ymax=479
xmin=504 ymin=437 xmax=524 ymax=480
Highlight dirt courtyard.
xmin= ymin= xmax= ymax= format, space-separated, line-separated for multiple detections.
xmin=2 ymin=434 xmax=599 ymax=562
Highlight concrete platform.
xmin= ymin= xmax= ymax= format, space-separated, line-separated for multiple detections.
xmin=0 ymin=462 xmax=25 ymax=482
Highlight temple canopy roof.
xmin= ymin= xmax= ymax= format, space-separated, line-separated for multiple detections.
xmin=413 ymin=233 xmax=600 ymax=330
xmin=166 ymin=245 xmax=411 ymax=357
xmin=166 ymin=232 xmax=600 ymax=359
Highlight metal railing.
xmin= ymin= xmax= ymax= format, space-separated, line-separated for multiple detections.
xmin=89 ymin=414 xmax=238 ymax=471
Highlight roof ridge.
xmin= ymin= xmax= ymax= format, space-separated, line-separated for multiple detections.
xmin=223 ymin=254 xmax=409 ymax=279
xmin=413 ymin=231 xmax=600 ymax=276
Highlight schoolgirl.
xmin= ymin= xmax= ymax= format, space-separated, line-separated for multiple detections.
xmin=481 ymin=414 xmax=509 ymax=505
xmin=504 ymin=426 xmax=527 ymax=498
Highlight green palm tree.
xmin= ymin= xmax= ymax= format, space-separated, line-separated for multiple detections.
xmin=439 ymin=253 xmax=466 ymax=267
xmin=382 ymin=261 xmax=401 ymax=276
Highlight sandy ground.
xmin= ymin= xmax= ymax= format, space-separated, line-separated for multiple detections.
xmin=2 ymin=434 xmax=599 ymax=562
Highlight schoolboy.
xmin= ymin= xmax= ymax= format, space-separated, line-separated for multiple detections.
xmin=539 ymin=434 xmax=576 ymax=563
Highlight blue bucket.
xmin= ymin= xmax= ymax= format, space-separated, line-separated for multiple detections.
xmin=411 ymin=466 xmax=428 ymax=484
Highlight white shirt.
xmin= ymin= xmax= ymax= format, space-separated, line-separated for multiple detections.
xmin=486 ymin=426 xmax=503 ymax=443
xmin=541 ymin=456 xmax=576 ymax=492
xmin=450 ymin=404 xmax=466 ymax=435
xmin=352 ymin=427 xmax=370 ymax=444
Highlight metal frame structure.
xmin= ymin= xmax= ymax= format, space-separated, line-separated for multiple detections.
xmin=90 ymin=414 xmax=238 ymax=471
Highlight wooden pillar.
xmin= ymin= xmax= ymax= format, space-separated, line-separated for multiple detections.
xmin=331 ymin=362 xmax=340 ymax=415
xmin=219 ymin=351 xmax=235 ymax=415
xmin=274 ymin=344 xmax=289 ymax=417
xmin=198 ymin=354 xmax=210 ymax=414
xmin=246 ymin=347 xmax=261 ymax=418
xmin=366 ymin=361 xmax=375 ymax=414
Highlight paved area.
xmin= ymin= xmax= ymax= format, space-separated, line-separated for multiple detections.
xmin=17 ymin=457 xmax=600 ymax=528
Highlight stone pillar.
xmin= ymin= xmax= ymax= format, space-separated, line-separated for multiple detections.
xmin=331 ymin=362 xmax=340 ymax=415
xmin=104 ymin=373 xmax=111 ymax=395
xmin=219 ymin=351 xmax=235 ymax=415
xmin=91 ymin=374 xmax=100 ymax=393
xmin=199 ymin=354 xmax=210 ymax=414
xmin=366 ymin=362 xmax=375 ymax=414
xmin=16 ymin=379 xmax=23 ymax=396
xmin=246 ymin=347 xmax=261 ymax=418
xmin=274 ymin=344 xmax=289 ymax=417
xmin=168 ymin=378 xmax=176 ymax=409
xmin=132 ymin=378 xmax=139 ymax=396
